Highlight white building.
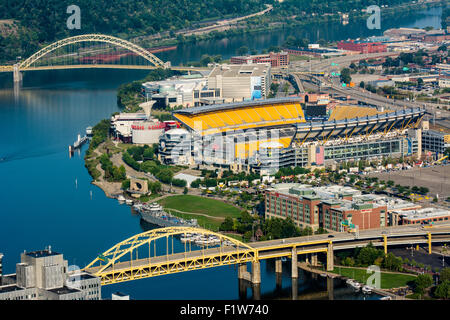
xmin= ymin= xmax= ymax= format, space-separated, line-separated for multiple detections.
xmin=438 ymin=75 xmax=450 ymax=88
xmin=207 ymin=64 xmax=271 ymax=102
xmin=142 ymin=75 xmax=221 ymax=108
xmin=0 ymin=248 xmax=101 ymax=300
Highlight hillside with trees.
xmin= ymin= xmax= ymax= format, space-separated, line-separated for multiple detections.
xmin=0 ymin=0 xmax=269 ymax=62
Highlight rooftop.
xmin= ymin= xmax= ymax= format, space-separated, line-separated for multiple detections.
xmin=208 ymin=63 xmax=270 ymax=78
xmin=68 ymin=272 xmax=98 ymax=281
xmin=0 ymin=285 xmax=28 ymax=293
xmin=174 ymin=97 xmax=303 ymax=115
xmin=111 ymin=113 xmax=148 ymax=122
xmin=47 ymin=286 xmax=81 ymax=295
xmin=397 ymin=208 xmax=450 ymax=220
xmin=24 ymin=249 xmax=61 ymax=259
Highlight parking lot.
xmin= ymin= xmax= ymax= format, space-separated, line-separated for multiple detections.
xmin=369 ymin=164 xmax=450 ymax=200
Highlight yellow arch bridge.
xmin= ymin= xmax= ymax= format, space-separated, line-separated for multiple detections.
xmin=82 ymin=225 xmax=450 ymax=286
xmin=0 ymin=34 xmax=210 ymax=81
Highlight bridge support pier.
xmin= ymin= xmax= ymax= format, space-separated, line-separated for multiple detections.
xmin=252 ymin=284 xmax=261 ymax=300
xmin=276 ymin=272 xmax=282 ymax=292
xmin=327 ymin=277 xmax=334 ymax=300
xmin=238 ymin=279 xmax=248 ymax=300
xmin=275 ymin=258 xmax=282 ymax=273
xmin=327 ymin=242 xmax=334 ymax=271
xmin=291 ymin=278 xmax=298 ymax=300
xmin=292 ymin=247 xmax=298 ymax=278
xmin=428 ymin=233 xmax=432 ymax=254
xmin=238 ymin=263 xmax=251 ymax=282
xmin=251 ymin=260 xmax=261 ymax=285
xmin=311 ymin=253 xmax=318 ymax=267
xmin=238 ymin=261 xmax=261 ymax=287
xmin=383 ymin=235 xmax=388 ymax=254
xmin=13 ymin=64 xmax=22 ymax=83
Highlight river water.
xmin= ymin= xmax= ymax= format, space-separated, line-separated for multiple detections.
xmin=0 ymin=6 xmax=442 ymax=300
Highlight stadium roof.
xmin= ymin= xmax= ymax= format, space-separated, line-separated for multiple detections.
xmin=173 ymin=97 xmax=303 ymax=115
xmin=173 ymin=98 xmax=306 ymax=135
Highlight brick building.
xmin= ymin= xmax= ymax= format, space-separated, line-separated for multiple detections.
xmin=265 ymin=184 xmax=387 ymax=232
xmin=337 ymin=40 xmax=387 ymax=53
xmin=230 ymin=52 xmax=289 ymax=67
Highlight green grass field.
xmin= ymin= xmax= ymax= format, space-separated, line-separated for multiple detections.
xmin=159 ymin=195 xmax=242 ymax=231
xmin=165 ymin=209 xmax=222 ymax=231
xmin=159 ymin=195 xmax=241 ymax=218
xmin=332 ymin=266 xmax=417 ymax=289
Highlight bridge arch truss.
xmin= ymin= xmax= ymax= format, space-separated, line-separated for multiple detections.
xmin=18 ymin=34 xmax=166 ymax=70
xmin=83 ymin=227 xmax=257 ymax=285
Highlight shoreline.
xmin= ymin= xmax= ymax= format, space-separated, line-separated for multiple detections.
xmin=298 ymin=263 xmax=413 ymax=300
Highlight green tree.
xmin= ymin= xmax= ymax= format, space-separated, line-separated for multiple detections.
xmin=434 ymin=280 xmax=450 ymax=299
xmin=414 ymin=274 xmax=433 ymax=295
xmin=441 ymin=268 xmax=450 ymax=282
xmin=219 ymin=216 xmax=234 ymax=232
xmin=243 ymin=230 xmax=253 ymax=242
xmin=340 ymin=68 xmax=352 ymax=84
xmin=356 ymin=243 xmax=384 ymax=266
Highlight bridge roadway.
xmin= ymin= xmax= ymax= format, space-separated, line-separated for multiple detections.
xmin=0 ymin=64 xmax=210 ymax=72
xmin=84 ymin=223 xmax=450 ymax=285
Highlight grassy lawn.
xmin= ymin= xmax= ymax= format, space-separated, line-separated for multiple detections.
xmin=165 ymin=209 xmax=222 ymax=231
xmin=158 ymin=195 xmax=241 ymax=218
xmin=332 ymin=266 xmax=417 ymax=289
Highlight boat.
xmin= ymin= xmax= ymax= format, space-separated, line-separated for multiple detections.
xmin=362 ymin=285 xmax=373 ymax=294
xmin=380 ymin=296 xmax=391 ymax=300
xmin=125 ymin=199 xmax=133 ymax=205
xmin=346 ymin=279 xmax=361 ymax=291
xmin=133 ymin=202 xmax=198 ymax=228
xmin=117 ymin=195 xmax=126 ymax=203
xmin=320 ymin=273 xmax=327 ymax=277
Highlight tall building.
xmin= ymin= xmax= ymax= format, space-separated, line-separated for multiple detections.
xmin=207 ymin=64 xmax=271 ymax=102
xmin=0 ymin=247 xmax=101 ymax=300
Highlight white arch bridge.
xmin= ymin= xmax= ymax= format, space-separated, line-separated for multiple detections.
xmin=0 ymin=34 xmax=209 ymax=82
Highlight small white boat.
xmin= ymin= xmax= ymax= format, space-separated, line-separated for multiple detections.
xmin=346 ymin=279 xmax=361 ymax=291
xmin=380 ymin=296 xmax=391 ymax=300
xmin=126 ymin=199 xmax=133 ymax=205
xmin=117 ymin=195 xmax=125 ymax=203
xmin=362 ymin=285 xmax=373 ymax=294
xmin=320 ymin=273 xmax=327 ymax=277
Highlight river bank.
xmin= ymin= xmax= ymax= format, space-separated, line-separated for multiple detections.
xmin=135 ymin=0 xmax=446 ymax=58
xmin=298 ymin=263 xmax=415 ymax=299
